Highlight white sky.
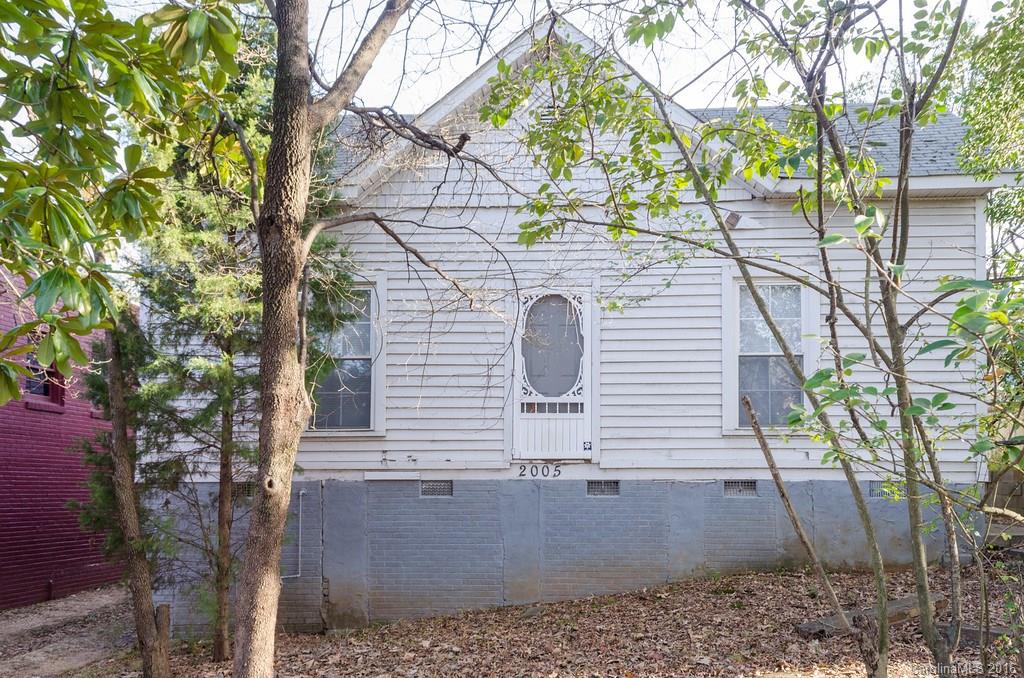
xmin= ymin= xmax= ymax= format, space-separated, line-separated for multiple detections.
xmin=112 ymin=1 xmax=996 ymax=115
xmin=311 ymin=0 xmax=995 ymax=115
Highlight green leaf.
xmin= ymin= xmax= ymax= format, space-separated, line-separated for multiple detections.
xmin=804 ymin=368 xmax=834 ymax=390
xmin=187 ymin=10 xmax=208 ymax=41
xmin=817 ymin=233 xmax=846 ymax=247
xmin=935 ymin=278 xmax=994 ymax=292
xmin=124 ymin=143 xmax=142 ymax=173
xmin=919 ymin=338 xmax=959 ymax=355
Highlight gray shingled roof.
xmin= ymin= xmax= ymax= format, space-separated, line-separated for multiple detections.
xmin=325 ymin=105 xmax=968 ymax=187
xmin=691 ymin=106 xmax=966 ymax=177
xmin=325 ymin=113 xmax=414 ymax=182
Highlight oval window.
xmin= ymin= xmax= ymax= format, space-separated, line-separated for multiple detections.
xmin=522 ymin=294 xmax=584 ymax=397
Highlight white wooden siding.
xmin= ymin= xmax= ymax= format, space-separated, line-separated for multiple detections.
xmin=298 ymin=109 xmax=985 ymax=483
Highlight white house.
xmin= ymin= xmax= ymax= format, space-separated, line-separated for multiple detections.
xmin=161 ymin=19 xmax=1005 ymax=634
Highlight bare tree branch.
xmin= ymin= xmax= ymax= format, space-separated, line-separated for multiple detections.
xmin=309 ymin=0 xmax=413 ymax=129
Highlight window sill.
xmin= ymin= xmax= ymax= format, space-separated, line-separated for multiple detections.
xmin=303 ymin=428 xmax=387 ymax=439
xmin=25 ymin=399 xmax=65 ymax=414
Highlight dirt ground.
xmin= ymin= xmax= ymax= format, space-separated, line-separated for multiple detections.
xmin=80 ymin=565 xmax=1020 ymax=678
xmin=0 ymin=585 xmax=134 ymax=677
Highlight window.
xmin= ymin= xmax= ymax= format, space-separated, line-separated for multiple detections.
xmin=737 ymin=283 xmax=803 ymax=426
xmin=25 ymin=354 xmax=64 ymax=405
xmin=312 ymin=288 xmax=374 ymax=430
xmin=722 ymin=265 xmax=817 ymax=434
xmin=522 ymin=294 xmax=584 ymax=398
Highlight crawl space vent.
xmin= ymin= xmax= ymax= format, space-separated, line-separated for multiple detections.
xmin=724 ymin=480 xmax=758 ymax=497
xmin=234 ymin=480 xmax=257 ymax=499
xmin=869 ymin=480 xmax=886 ymax=498
xmin=420 ymin=480 xmax=453 ymax=497
xmin=587 ymin=480 xmax=620 ymax=496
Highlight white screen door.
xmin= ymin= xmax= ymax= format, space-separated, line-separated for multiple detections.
xmin=513 ymin=292 xmax=591 ymax=459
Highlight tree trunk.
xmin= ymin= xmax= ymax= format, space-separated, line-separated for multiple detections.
xmin=212 ymin=364 xmax=235 ymax=663
xmin=232 ymin=0 xmax=314 ymax=673
xmin=106 ymin=326 xmax=171 ymax=678
xmin=916 ymin=417 xmax=963 ymax=652
xmin=885 ymin=303 xmax=951 ymax=671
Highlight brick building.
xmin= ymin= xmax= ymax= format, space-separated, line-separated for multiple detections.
xmin=0 ymin=294 xmax=121 ymax=610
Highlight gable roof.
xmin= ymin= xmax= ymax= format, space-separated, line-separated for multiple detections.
xmin=328 ymin=15 xmax=778 ymax=202
xmin=694 ymin=106 xmax=967 ymax=178
xmin=327 ymin=16 xmax=1007 ymax=201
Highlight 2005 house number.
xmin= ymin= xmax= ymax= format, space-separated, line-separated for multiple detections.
xmin=518 ymin=464 xmax=561 ymax=478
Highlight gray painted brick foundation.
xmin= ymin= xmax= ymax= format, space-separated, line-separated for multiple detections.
xmin=159 ymin=477 xmax=964 ymax=636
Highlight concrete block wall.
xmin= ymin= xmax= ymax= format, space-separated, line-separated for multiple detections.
xmin=162 ymin=477 xmax=959 ymax=636
xmin=155 ymin=483 xmax=324 ymax=638
xmin=539 ymin=481 xmax=670 ymax=600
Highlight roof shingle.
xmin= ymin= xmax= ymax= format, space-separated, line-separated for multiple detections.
xmin=691 ymin=105 xmax=966 ymax=177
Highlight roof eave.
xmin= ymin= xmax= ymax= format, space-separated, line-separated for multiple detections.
xmin=765 ymin=173 xmax=1018 ymax=199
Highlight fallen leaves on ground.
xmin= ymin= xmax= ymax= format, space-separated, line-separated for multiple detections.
xmin=92 ymin=566 xmax=1019 ymax=677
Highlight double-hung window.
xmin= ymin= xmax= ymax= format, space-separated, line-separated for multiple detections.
xmin=311 ymin=288 xmax=376 ymax=431
xmin=26 ymin=354 xmax=64 ymax=406
xmin=723 ymin=266 xmax=816 ymax=433
xmin=738 ymin=283 xmax=803 ymax=426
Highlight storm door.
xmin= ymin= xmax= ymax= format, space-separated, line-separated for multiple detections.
xmin=513 ymin=292 xmax=591 ymax=459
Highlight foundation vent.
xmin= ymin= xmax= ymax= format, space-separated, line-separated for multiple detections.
xmin=869 ymin=480 xmax=887 ymax=498
xmin=587 ymin=480 xmax=620 ymax=496
xmin=420 ymin=480 xmax=453 ymax=497
xmin=724 ymin=480 xmax=758 ymax=497
xmin=233 ymin=480 xmax=257 ymax=500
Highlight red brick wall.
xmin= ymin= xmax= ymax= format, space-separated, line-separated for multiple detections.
xmin=0 ymin=295 xmax=122 ymax=610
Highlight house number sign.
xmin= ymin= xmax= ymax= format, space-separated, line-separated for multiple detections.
xmin=518 ymin=464 xmax=562 ymax=478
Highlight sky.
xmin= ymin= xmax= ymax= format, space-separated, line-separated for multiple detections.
xmin=304 ymin=0 xmax=996 ymax=116
xmin=112 ymin=0 xmax=997 ymax=115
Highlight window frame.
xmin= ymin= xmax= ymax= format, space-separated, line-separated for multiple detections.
xmin=25 ymin=354 xmax=65 ymax=409
xmin=721 ymin=262 xmax=819 ymax=435
xmin=306 ymin=273 xmax=387 ymax=438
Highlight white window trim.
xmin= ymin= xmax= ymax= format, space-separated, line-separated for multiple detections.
xmin=305 ymin=272 xmax=387 ymax=438
xmin=721 ymin=261 xmax=819 ymax=436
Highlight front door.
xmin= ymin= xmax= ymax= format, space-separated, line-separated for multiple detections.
xmin=513 ymin=292 xmax=591 ymax=459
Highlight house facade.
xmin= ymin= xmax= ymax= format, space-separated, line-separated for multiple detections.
xmin=0 ymin=293 xmax=121 ymax=610
xmin=160 ymin=21 xmax=1003 ymax=636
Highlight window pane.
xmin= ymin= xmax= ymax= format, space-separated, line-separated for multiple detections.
xmin=341 ymin=289 xmax=371 ymax=323
xmin=313 ymin=358 xmax=372 ymax=429
xmin=326 ymin=289 xmax=372 ymax=357
xmin=770 ymin=390 xmax=802 ymax=425
xmin=738 ymin=356 xmax=769 ymax=391
xmin=739 ymin=285 xmax=763 ymax=319
xmin=739 ymin=390 xmax=770 ymax=426
xmin=338 ymin=393 xmax=371 ymax=428
xmin=770 ymin=285 xmax=801 ymax=319
xmin=739 ymin=316 xmax=773 ymax=353
xmin=522 ymin=294 xmax=584 ymax=397
xmin=327 ymin=321 xmax=371 ymax=357
xmin=768 ymin=356 xmax=801 ymax=391
xmin=25 ymin=356 xmax=50 ymax=396
xmin=778 ymin=318 xmax=802 ymax=350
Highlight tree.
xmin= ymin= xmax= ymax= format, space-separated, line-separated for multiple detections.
xmin=481 ymin=2 xmax=983 ymax=675
xmin=2 ymin=2 xmax=244 ymax=675
xmin=226 ymin=1 xmax=515 ymax=673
